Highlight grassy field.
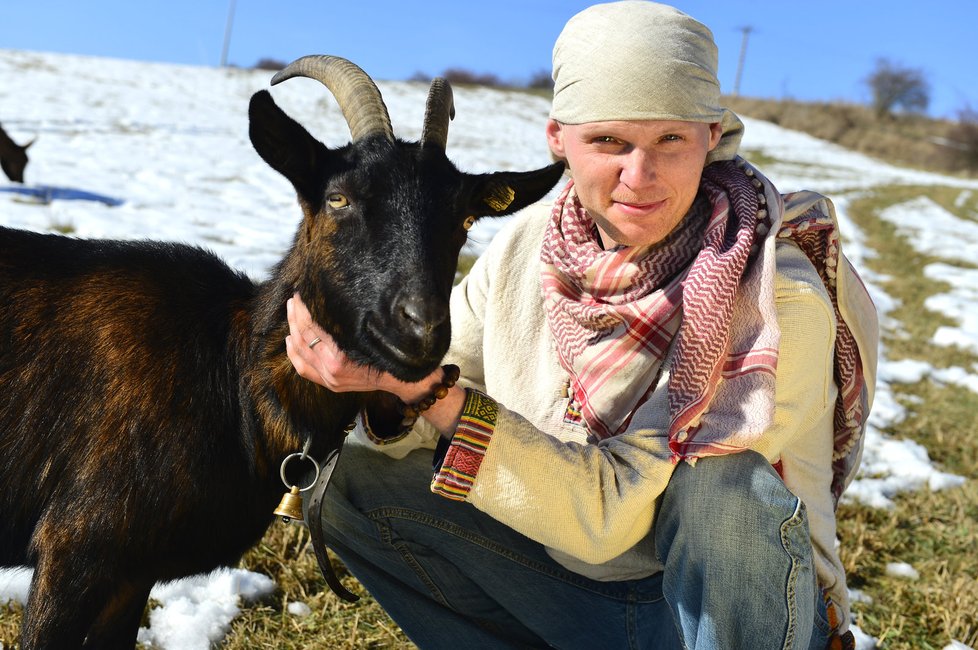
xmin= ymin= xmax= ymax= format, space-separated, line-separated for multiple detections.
xmin=830 ymin=186 xmax=978 ymax=650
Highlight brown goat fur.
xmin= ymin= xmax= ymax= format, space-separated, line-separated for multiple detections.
xmin=0 ymin=59 xmax=564 ymax=648
xmin=0 ymin=121 xmax=33 ymax=182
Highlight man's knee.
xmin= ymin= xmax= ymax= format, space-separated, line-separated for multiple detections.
xmin=656 ymin=451 xmax=807 ymax=561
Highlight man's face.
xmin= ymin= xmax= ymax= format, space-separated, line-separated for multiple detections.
xmin=546 ymin=119 xmax=722 ymax=249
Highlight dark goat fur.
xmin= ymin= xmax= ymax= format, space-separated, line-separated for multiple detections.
xmin=0 ymin=121 xmax=33 ymax=183
xmin=0 ymin=60 xmax=564 ymax=648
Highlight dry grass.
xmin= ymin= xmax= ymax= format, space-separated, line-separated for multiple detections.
xmin=0 ymin=603 xmax=21 ymax=647
xmin=723 ymin=95 xmax=977 ymax=178
xmin=221 ymin=525 xmax=414 ymax=650
xmin=832 ymin=186 xmax=978 ymax=649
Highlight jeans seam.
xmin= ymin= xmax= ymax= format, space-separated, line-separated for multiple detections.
xmin=779 ymin=497 xmax=806 ymax=650
xmin=375 ymin=515 xmax=454 ymax=609
xmin=662 ymin=596 xmax=690 ymax=650
xmin=626 ymin=590 xmax=636 ymax=650
xmin=368 ymin=506 xmax=662 ymax=602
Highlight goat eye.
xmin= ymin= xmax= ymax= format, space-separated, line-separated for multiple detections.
xmin=327 ymin=193 xmax=350 ymax=209
xmin=463 ymin=215 xmax=476 ymax=231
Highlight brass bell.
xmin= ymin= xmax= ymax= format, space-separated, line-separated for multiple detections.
xmin=273 ymin=485 xmax=304 ymax=523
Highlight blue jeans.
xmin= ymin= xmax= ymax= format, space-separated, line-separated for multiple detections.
xmin=310 ymin=438 xmax=832 ymax=649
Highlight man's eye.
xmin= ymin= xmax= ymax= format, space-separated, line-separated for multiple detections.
xmin=595 ymin=136 xmax=620 ymax=144
xmin=661 ymin=134 xmax=684 ymax=143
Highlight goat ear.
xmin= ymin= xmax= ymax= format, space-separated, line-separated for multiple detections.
xmin=249 ymin=90 xmax=329 ymax=205
xmin=0 ymin=159 xmax=15 ymax=182
xmin=468 ymin=162 xmax=565 ymax=217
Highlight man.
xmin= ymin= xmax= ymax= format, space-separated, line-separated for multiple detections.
xmin=286 ymin=2 xmax=878 ymax=648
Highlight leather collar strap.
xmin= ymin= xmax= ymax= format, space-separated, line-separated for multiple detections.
xmin=306 ymin=445 xmax=360 ymax=602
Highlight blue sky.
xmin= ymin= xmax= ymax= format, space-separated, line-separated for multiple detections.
xmin=3 ymin=1 xmax=975 ymax=118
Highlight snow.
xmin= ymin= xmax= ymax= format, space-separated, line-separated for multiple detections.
xmin=947 ymin=642 xmax=977 ymax=650
xmin=885 ymin=562 xmax=921 ymax=581
xmin=287 ymin=601 xmax=313 ymax=618
xmin=135 ymin=570 xmax=275 ymax=650
xmin=2 ymin=48 xmax=977 ymax=649
xmin=0 ymin=569 xmax=30 ymax=607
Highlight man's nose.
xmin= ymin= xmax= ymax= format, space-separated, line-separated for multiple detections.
xmin=619 ymin=148 xmax=656 ymax=189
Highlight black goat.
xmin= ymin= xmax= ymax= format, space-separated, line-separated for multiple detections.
xmin=0 ymin=55 xmax=564 ymax=649
xmin=0 ymin=121 xmax=34 ymax=183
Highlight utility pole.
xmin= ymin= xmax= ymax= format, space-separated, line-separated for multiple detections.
xmin=220 ymin=0 xmax=237 ymax=68
xmin=733 ymin=25 xmax=753 ymax=97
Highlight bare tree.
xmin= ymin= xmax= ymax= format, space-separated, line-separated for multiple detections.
xmin=441 ymin=68 xmax=502 ymax=87
xmin=527 ymin=69 xmax=554 ymax=90
xmin=948 ymin=106 xmax=978 ymax=172
xmin=865 ymin=58 xmax=930 ymax=117
xmin=253 ymin=58 xmax=286 ymax=71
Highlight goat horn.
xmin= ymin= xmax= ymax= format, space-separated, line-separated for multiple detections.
xmin=420 ymin=78 xmax=454 ymax=150
xmin=271 ymin=55 xmax=394 ymax=143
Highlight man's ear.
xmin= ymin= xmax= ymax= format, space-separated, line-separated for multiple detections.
xmin=545 ymin=118 xmax=567 ymax=160
xmin=707 ymin=121 xmax=724 ymax=151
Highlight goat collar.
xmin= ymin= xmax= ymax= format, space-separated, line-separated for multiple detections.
xmin=306 ymin=441 xmax=360 ymax=602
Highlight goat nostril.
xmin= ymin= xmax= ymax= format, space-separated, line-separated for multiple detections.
xmin=400 ymin=297 xmax=422 ymax=324
xmin=397 ymin=296 xmax=448 ymax=333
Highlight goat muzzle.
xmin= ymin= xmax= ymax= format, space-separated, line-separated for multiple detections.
xmin=394 ymin=293 xmax=449 ymax=342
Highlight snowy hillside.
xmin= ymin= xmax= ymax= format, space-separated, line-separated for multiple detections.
xmin=2 ymin=49 xmax=977 ymax=650
xmin=0 ymin=49 xmax=557 ymax=279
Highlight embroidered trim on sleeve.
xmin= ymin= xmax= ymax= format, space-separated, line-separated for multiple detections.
xmin=360 ymin=409 xmax=411 ymax=446
xmin=430 ymin=388 xmax=497 ymax=501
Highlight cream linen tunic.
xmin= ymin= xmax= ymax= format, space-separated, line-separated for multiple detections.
xmin=356 ymin=194 xmax=874 ymax=632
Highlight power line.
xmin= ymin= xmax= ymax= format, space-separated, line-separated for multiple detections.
xmin=733 ymin=25 xmax=753 ymax=97
xmin=221 ymin=0 xmax=237 ymax=68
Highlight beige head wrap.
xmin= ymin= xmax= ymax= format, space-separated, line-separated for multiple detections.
xmin=551 ymin=0 xmax=742 ymax=163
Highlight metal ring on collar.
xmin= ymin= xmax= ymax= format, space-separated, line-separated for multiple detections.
xmin=279 ymin=451 xmax=320 ymax=492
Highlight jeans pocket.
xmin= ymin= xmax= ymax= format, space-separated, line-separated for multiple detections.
xmin=810 ymin=590 xmax=834 ymax=649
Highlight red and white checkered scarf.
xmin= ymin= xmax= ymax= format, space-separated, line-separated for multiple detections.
xmin=541 ymin=158 xmax=870 ymax=500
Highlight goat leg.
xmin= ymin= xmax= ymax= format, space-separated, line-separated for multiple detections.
xmin=82 ymin=580 xmax=153 ymax=649
xmin=21 ymin=553 xmax=108 ymax=649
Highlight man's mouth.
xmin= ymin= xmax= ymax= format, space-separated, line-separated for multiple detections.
xmin=613 ymin=198 xmax=665 ymax=213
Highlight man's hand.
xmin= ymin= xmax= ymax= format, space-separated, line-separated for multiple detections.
xmin=285 ymin=293 xmax=467 ymax=437
xmin=285 ymin=294 xmax=465 ymax=428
